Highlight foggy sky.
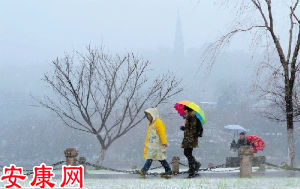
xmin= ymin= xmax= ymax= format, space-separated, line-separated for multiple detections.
xmin=1 ymin=0 xmax=234 ymax=52
xmin=0 ymin=0 xmax=290 ymax=94
xmin=0 ymin=0 xmax=251 ymax=96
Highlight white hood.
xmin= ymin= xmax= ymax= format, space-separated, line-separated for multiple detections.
xmin=145 ymin=107 xmax=159 ymax=122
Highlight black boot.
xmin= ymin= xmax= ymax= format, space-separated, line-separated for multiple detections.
xmin=194 ymin=161 xmax=201 ymax=172
xmin=187 ymin=160 xmax=196 ymax=177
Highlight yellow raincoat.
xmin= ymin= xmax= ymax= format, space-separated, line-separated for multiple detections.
xmin=143 ymin=108 xmax=167 ymax=160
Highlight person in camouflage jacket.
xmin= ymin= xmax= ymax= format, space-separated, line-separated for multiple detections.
xmin=180 ymin=106 xmax=203 ymax=178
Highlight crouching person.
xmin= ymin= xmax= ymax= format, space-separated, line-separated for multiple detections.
xmin=135 ymin=107 xmax=172 ymax=178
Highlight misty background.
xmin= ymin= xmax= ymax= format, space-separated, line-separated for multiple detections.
xmin=0 ymin=0 xmax=299 ymax=169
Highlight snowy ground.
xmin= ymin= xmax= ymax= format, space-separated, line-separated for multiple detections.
xmin=5 ymin=177 xmax=299 ymax=189
xmin=83 ymin=177 xmax=300 ymax=189
xmin=3 ymin=168 xmax=296 ymax=189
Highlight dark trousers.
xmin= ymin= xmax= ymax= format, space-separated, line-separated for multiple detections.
xmin=184 ymin=148 xmax=197 ymax=172
xmin=184 ymin=148 xmax=196 ymax=163
xmin=141 ymin=159 xmax=171 ymax=174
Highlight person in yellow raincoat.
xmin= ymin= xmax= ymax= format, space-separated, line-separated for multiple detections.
xmin=136 ymin=107 xmax=172 ymax=178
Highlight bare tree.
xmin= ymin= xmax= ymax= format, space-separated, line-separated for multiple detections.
xmin=205 ymin=0 xmax=300 ymax=166
xmin=255 ymin=61 xmax=300 ymax=123
xmin=39 ymin=46 xmax=182 ymax=165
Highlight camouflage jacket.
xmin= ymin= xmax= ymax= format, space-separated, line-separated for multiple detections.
xmin=181 ymin=112 xmax=200 ymax=148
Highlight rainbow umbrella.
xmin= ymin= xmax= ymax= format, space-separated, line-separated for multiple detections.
xmin=174 ymin=100 xmax=206 ymax=125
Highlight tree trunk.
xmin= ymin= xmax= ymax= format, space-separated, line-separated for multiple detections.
xmin=287 ymin=128 xmax=295 ymax=167
xmin=95 ymin=134 xmax=107 ymax=166
xmin=286 ymin=88 xmax=295 ymax=167
xmin=97 ymin=148 xmax=106 ymax=167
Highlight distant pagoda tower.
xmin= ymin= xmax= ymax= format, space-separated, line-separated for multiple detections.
xmin=173 ymin=10 xmax=184 ymax=59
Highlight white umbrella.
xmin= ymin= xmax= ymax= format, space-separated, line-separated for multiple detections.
xmin=224 ymin=125 xmax=247 ymax=139
xmin=224 ymin=125 xmax=247 ymax=133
